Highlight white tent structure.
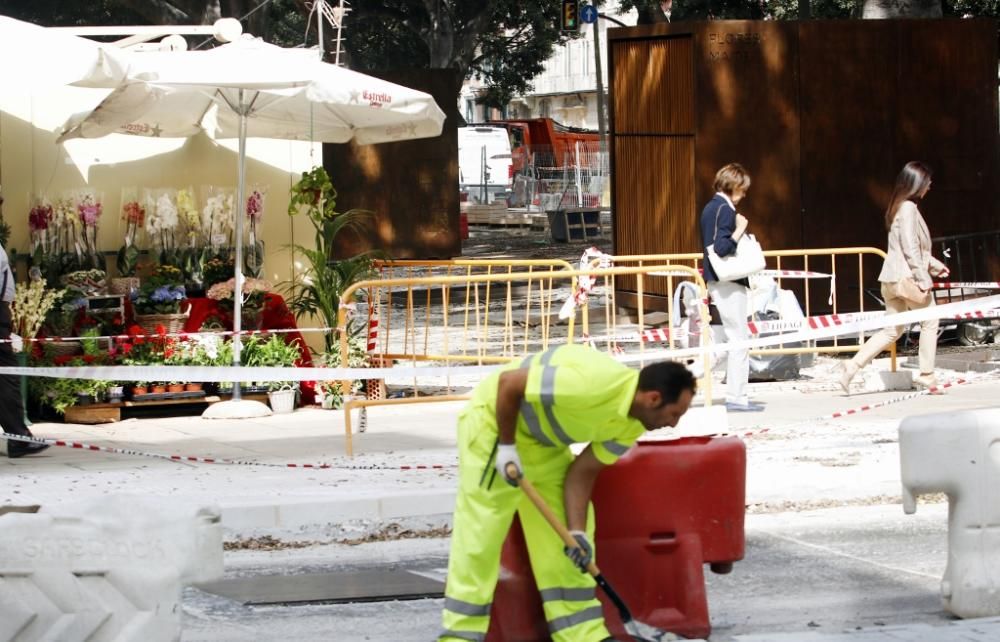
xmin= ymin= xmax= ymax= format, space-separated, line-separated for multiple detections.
xmin=0 ymin=15 xmax=130 ymax=89
xmin=59 ymin=35 xmax=447 ymax=417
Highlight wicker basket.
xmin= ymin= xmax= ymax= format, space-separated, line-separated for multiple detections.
xmin=43 ymin=340 xmax=83 ymax=357
xmin=109 ymin=277 xmax=140 ymax=295
xmin=134 ymin=307 xmax=190 ymax=337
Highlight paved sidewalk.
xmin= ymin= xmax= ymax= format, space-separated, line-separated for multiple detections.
xmin=2 ymin=357 xmax=998 ymax=536
xmin=5 ymin=356 xmax=1000 ymax=640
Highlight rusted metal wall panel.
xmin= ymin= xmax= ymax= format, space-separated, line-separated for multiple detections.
xmin=325 ymin=69 xmax=461 ymax=260
xmin=613 ymin=37 xmax=695 ymax=135
xmin=693 ymin=21 xmax=801 ymax=253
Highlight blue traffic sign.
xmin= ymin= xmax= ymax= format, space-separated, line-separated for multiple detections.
xmin=581 ymin=4 xmax=598 ymax=24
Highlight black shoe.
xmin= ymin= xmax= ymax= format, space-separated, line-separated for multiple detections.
xmin=7 ymin=441 xmax=50 ymax=459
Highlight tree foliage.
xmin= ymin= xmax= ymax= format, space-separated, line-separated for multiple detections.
xmin=344 ymin=1 xmax=573 ymax=109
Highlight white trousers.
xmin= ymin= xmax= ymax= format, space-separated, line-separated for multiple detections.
xmin=708 ymin=280 xmax=750 ymax=404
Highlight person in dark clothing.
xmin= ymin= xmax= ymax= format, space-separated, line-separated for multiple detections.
xmin=699 ymin=163 xmax=763 ymax=412
xmin=0 ymin=242 xmax=49 ymax=458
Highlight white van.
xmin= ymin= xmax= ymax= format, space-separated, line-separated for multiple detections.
xmin=458 ymin=126 xmax=512 ymax=204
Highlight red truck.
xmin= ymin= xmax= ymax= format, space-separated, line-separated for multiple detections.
xmin=483 ymin=118 xmax=601 ymax=177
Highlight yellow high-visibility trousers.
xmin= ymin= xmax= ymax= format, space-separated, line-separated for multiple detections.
xmin=439 ymin=406 xmax=610 ymax=642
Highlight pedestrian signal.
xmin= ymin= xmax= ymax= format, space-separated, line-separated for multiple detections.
xmin=561 ymin=0 xmax=580 ymax=32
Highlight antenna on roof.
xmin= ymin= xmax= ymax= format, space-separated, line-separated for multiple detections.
xmin=310 ymin=0 xmax=350 ymax=65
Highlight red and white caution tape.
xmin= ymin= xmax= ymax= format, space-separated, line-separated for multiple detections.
xmin=759 ymin=269 xmax=832 ymax=279
xmin=3 ymin=326 xmax=330 ymax=346
xmin=0 ymin=432 xmax=457 ymax=471
xmin=560 ymin=247 xmax=612 ymax=320
xmin=748 ymin=310 xmax=887 ymax=335
xmin=933 ymin=281 xmax=1000 ymax=290
xmin=619 ymin=293 xmax=1000 ymax=365
xmin=733 ymin=377 xmax=979 ymax=442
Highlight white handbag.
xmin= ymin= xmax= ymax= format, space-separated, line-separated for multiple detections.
xmin=706 ymin=204 xmax=766 ymax=281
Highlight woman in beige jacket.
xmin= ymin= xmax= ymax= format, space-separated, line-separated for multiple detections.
xmin=840 ymin=162 xmax=950 ymax=393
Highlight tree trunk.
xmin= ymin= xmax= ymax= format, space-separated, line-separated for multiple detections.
xmin=635 ymin=0 xmax=670 ymax=25
xmin=861 ymin=0 xmax=942 ymax=18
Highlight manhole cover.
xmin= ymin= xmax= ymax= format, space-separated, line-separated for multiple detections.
xmin=198 ymin=569 xmax=444 ymax=606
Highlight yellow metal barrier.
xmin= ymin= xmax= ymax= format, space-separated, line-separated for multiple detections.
xmin=336 ymin=264 xmax=711 ymax=456
xmin=595 ymin=247 xmax=892 ymax=360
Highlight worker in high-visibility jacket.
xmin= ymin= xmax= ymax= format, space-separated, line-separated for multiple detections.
xmin=439 ymin=344 xmax=697 ymax=642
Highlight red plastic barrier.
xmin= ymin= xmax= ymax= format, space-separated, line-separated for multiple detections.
xmin=460 ymin=212 xmax=470 ymax=240
xmin=486 ymin=436 xmax=746 ymax=641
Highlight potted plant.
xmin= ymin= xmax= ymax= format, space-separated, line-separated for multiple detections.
xmin=284 ymin=167 xmax=381 ymax=352
xmin=206 ymin=276 xmax=272 ymax=331
xmin=114 ymin=194 xmax=144 ymax=294
xmin=244 ymin=334 xmax=302 ymax=412
xmin=132 ymin=264 xmax=188 ymax=335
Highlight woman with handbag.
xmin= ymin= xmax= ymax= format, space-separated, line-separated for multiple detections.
xmin=700 ymin=163 xmax=763 ymax=412
xmin=839 ymin=161 xmax=950 ymax=394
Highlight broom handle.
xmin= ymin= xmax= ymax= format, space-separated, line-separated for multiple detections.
xmin=506 ymin=463 xmax=601 ymax=576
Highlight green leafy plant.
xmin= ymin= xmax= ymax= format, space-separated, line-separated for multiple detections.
xmin=285 ymin=167 xmax=382 ymax=351
xmin=243 ymin=334 xmax=301 ymax=391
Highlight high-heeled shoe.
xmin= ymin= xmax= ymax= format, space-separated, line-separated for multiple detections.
xmin=914 ymin=372 xmax=945 ymax=395
xmin=838 ymin=361 xmax=858 ymax=394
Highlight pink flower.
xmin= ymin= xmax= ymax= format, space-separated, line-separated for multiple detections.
xmin=79 ymin=204 xmax=102 ymax=226
xmin=246 ymin=190 xmax=264 ymax=224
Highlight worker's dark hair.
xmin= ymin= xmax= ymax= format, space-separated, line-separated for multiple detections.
xmin=637 ymin=361 xmax=697 ymax=406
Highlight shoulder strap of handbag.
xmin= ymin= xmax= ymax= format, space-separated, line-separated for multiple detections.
xmin=712 ymin=202 xmax=726 ymax=245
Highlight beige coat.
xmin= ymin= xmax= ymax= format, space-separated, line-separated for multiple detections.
xmin=878 ymin=200 xmax=947 ymax=290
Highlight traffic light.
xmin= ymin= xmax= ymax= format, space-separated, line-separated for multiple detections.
xmin=561 ymin=0 xmax=580 ymax=32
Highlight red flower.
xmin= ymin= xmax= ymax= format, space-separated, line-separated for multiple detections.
xmin=82 ymin=355 xmax=96 ymax=364
xmin=121 ymin=343 xmax=133 ymax=355
xmin=54 ymin=355 xmax=73 ymax=366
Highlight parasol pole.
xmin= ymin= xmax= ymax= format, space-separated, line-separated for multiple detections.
xmin=231 ymin=89 xmax=248 ymax=401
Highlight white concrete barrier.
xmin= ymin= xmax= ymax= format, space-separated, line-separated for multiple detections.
xmin=899 ymin=407 xmax=1000 ymax=618
xmin=0 ymin=495 xmax=222 ymax=641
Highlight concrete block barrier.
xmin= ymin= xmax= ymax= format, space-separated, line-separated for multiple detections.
xmin=0 ymin=495 xmax=222 ymax=641
xmin=900 ymin=407 xmax=1000 ymax=618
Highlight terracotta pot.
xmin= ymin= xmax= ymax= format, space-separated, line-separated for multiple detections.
xmin=167 ymin=383 xmax=185 ymax=393
xmin=151 ymin=384 xmax=167 ymax=394
xmin=132 ymin=385 xmax=148 ymax=396
xmin=185 ymin=383 xmax=203 ymax=392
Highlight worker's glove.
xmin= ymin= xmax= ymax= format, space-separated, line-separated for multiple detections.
xmin=9 ymin=333 xmax=22 ymax=353
xmin=564 ymin=530 xmax=593 ymax=573
xmin=496 ymin=443 xmax=522 ymax=487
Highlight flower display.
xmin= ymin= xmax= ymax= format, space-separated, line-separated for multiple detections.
xmin=207 ymin=276 xmax=272 ymax=311
xmin=132 ymin=264 xmax=187 ymax=315
xmin=244 ymin=186 xmax=266 ymax=277
xmin=145 ymin=190 xmax=178 ymax=236
xmin=28 ymin=203 xmax=52 ymax=232
xmin=72 ymin=190 xmax=103 ymax=270
xmin=246 ymin=189 xmax=264 ymax=224
xmin=117 ymin=193 xmax=145 ymax=277
xmin=201 ymin=187 xmax=234 ymax=250
xmin=77 ymin=192 xmax=102 ymax=227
